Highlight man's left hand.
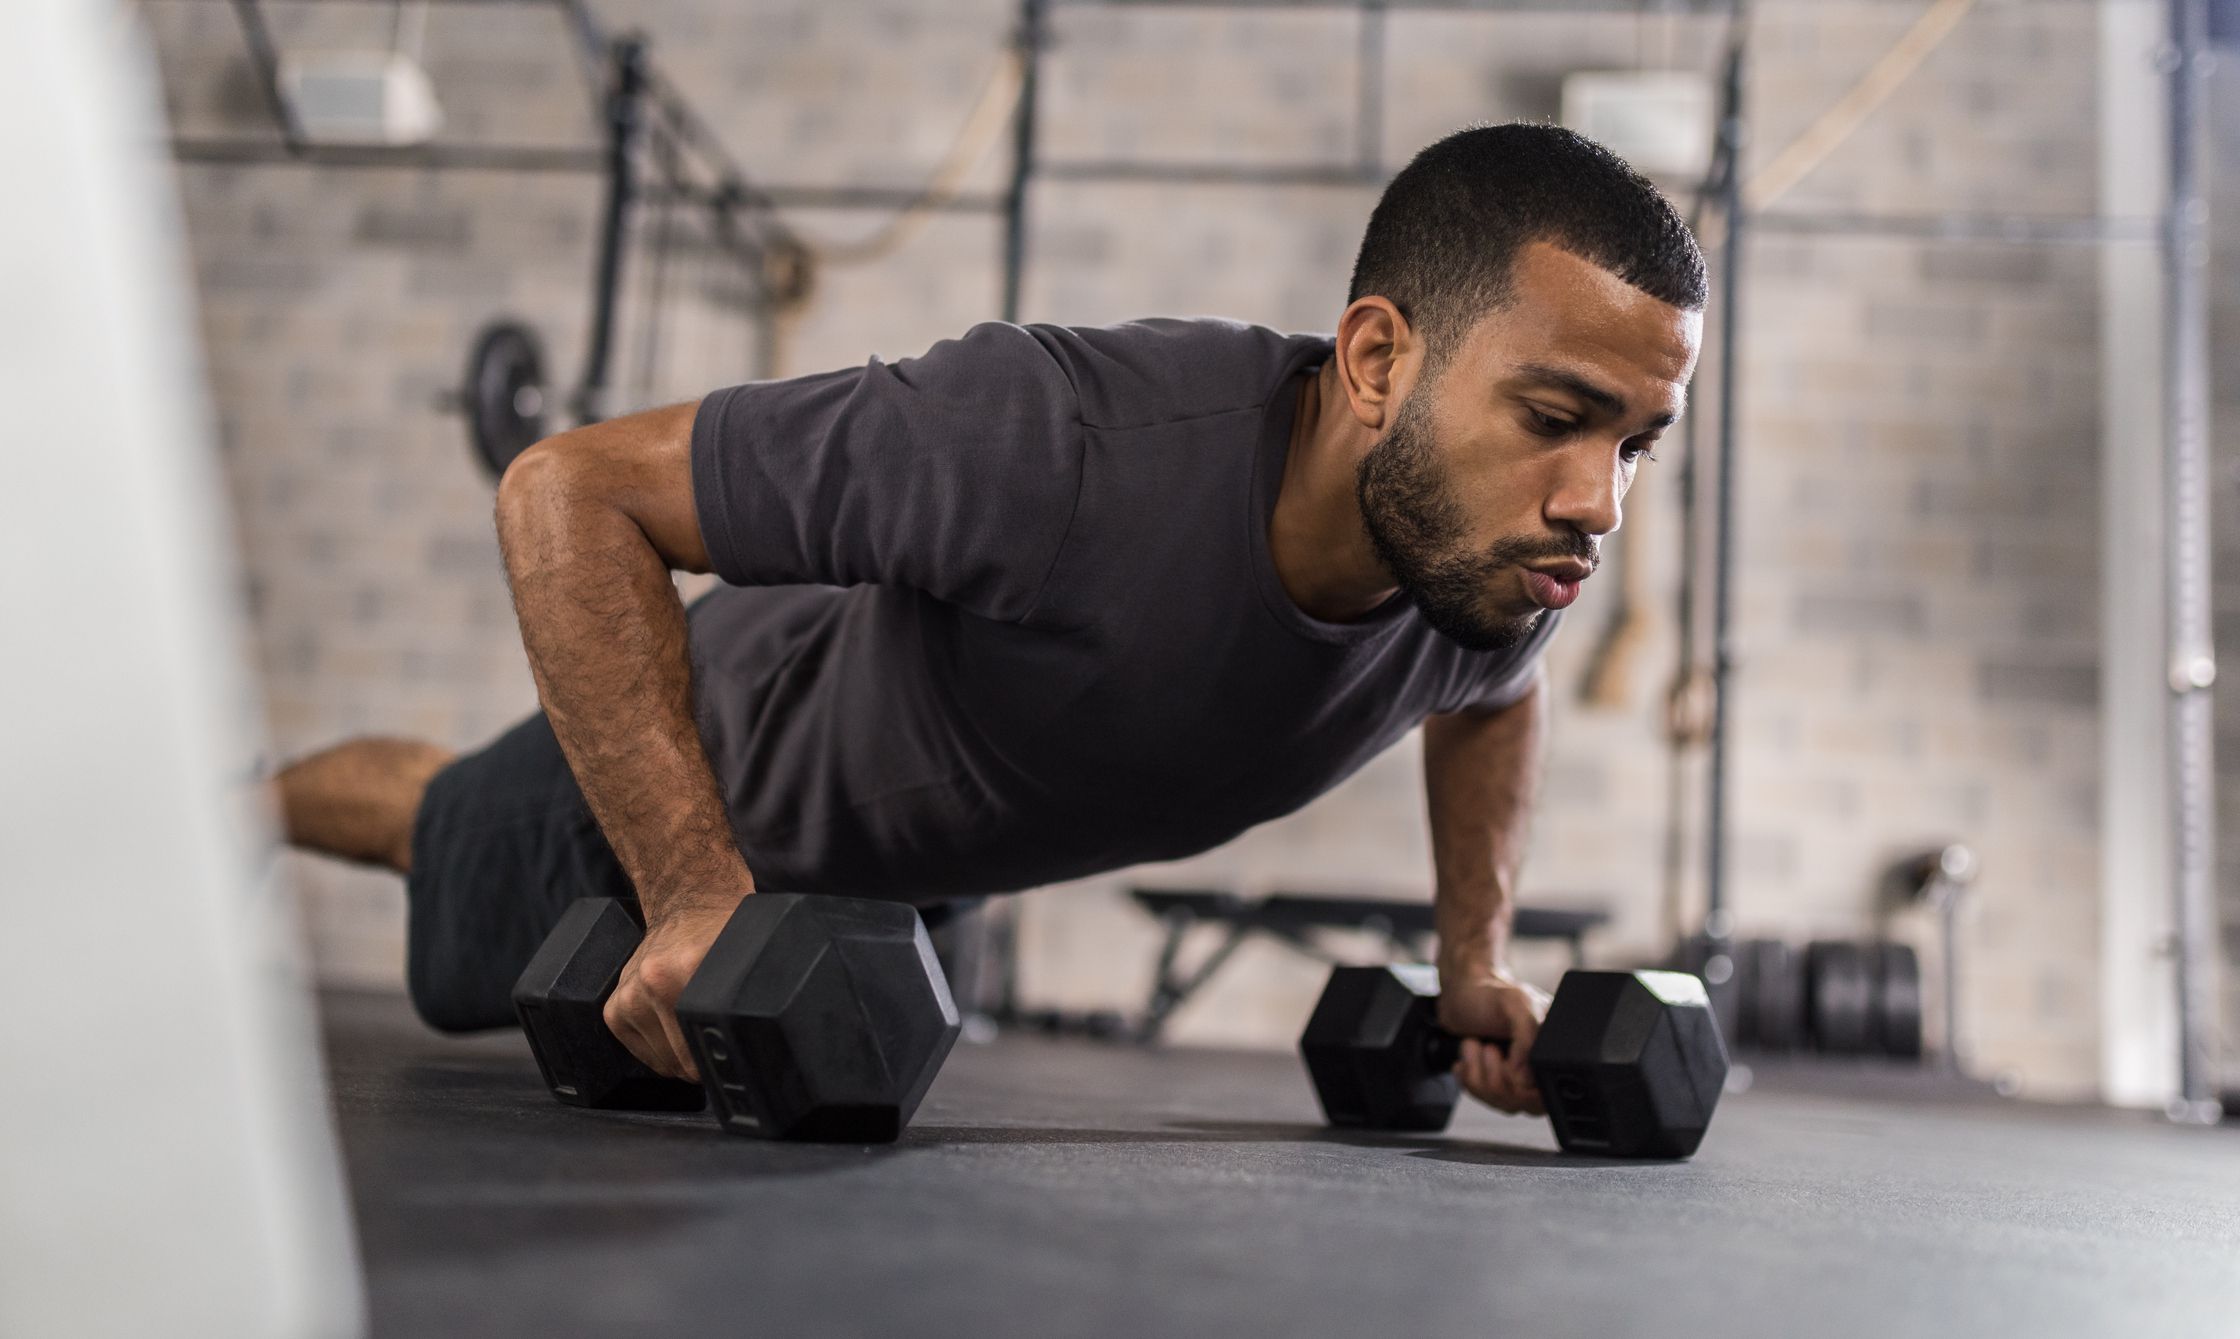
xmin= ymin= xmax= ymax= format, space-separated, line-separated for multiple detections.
xmin=1436 ymin=971 xmax=1552 ymax=1117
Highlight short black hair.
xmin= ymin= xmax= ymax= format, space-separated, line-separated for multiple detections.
xmin=1347 ymin=123 xmax=1707 ymax=355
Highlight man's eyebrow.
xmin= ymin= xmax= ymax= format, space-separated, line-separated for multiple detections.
xmin=1511 ymin=362 xmax=1679 ymax=431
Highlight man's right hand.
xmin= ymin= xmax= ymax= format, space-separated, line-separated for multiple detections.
xmin=603 ymin=895 xmax=747 ymax=1081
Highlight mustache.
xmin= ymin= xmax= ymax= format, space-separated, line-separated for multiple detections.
xmin=1474 ymin=534 xmax=1599 ymax=572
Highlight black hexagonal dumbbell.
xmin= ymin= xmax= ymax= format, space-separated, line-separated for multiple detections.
xmin=512 ymin=893 xmax=961 ymax=1142
xmin=678 ymin=894 xmax=960 ymax=1142
xmin=511 ymin=899 xmax=707 ymax=1113
xmin=1299 ymin=963 xmax=1730 ymax=1159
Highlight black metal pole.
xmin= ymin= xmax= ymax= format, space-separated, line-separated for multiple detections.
xmin=553 ymin=0 xmax=609 ymax=65
xmin=1704 ymin=20 xmax=1746 ymax=944
xmin=1664 ymin=338 xmax=1707 ymax=940
xmin=1356 ymin=0 xmax=1386 ymax=177
xmin=575 ymin=35 xmax=646 ymax=427
xmin=227 ymin=0 xmax=304 ymax=148
xmin=1002 ymin=0 xmax=1046 ymax=323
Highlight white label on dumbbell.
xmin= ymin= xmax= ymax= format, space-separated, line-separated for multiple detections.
xmin=1636 ymin=970 xmax=1710 ymax=1007
xmin=1391 ymin=963 xmax=1440 ymax=996
xmin=720 ymin=1087 xmax=760 ymax=1129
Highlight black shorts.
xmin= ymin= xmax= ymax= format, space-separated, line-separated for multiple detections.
xmin=404 ymin=711 xmax=981 ymax=1033
xmin=405 ymin=711 xmax=635 ymax=1032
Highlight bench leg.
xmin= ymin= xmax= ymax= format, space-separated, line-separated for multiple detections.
xmin=1137 ymin=918 xmax=1256 ymax=1044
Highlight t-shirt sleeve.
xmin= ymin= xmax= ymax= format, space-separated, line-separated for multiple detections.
xmin=1448 ymin=607 xmax=1565 ymax=713
xmin=688 ymin=322 xmax=1085 ymax=624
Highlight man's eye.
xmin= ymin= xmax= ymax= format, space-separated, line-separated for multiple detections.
xmin=1527 ymin=409 xmax=1574 ymax=436
xmin=1622 ymin=440 xmax=1661 ymax=465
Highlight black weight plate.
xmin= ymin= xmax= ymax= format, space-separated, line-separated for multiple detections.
xmin=1742 ymin=939 xmax=1804 ymax=1054
xmin=1806 ymin=940 xmax=1874 ymax=1055
xmin=1730 ymin=937 xmax=1760 ymax=1047
xmin=1670 ymin=934 xmax=1742 ymax=1047
xmin=465 ymin=319 xmax=548 ymax=478
xmin=510 ymin=899 xmax=704 ymax=1112
xmin=1873 ymin=941 xmax=1924 ymax=1060
xmin=1300 ymin=964 xmax=1459 ymax=1133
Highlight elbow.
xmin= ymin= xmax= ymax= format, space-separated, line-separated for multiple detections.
xmin=494 ymin=408 xmax=710 ymax=576
xmin=493 ymin=435 xmax=578 ymax=546
xmin=493 ymin=435 xmax=604 ymax=584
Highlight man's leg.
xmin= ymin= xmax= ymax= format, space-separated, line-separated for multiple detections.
xmin=341 ymin=712 xmax=632 ymax=1032
xmin=276 ymin=737 xmax=455 ymax=873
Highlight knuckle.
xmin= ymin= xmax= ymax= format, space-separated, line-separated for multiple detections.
xmin=639 ymin=957 xmax=691 ymax=999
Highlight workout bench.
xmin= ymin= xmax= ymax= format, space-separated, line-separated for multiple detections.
xmin=1128 ymin=888 xmax=1612 ymax=1043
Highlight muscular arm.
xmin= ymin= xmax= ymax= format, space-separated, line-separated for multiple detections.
xmin=493 ymin=403 xmax=750 ymax=921
xmin=1422 ymin=668 xmax=1547 ymax=974
xmin=1421 ymin=668 xmax=1550 ymax=1114
xmin=494 ymin=404 xmax=753 ymax=1080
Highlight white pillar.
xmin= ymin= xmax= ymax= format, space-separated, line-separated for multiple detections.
xmin=2097 ymin=0 xmax=2179 ymax=1109
xmin=0 ymin=3 xmax=365 ymax=1334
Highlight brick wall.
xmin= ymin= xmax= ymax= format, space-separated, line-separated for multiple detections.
xmin=137 ymin=0 xmax=2196 ymax=1099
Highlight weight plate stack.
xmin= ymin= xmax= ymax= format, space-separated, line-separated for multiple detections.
xmin=1670 ymin=934 xmax=1743 ymax=1049
xmin=1740 ymin=938 xmax=1804 ymax=1054
xmin=1872 ymin=941 xmax=1924 ymax=1061
xmin=1731 ymin=937 xmax=1760 ymax=1048
xmin=1805 ymin=940 xmax=1874 ymax=1055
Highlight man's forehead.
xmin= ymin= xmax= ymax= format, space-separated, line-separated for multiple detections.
xmin=1508 ymin=238 xmax=1673 ymax=307
xmin=1469 ymin=245 xmax=1701 ymax=396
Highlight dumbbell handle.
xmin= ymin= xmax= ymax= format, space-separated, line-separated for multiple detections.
xmin=1422 ymin=1025 xmax=1515 ymax=1073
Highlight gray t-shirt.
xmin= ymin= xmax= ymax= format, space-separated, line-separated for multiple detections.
xmin=686 ymin=317 xmax=1561 ymax=902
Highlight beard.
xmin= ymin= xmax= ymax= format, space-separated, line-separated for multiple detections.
xmin=1355 ymin=387 xmax=1581 ymax=653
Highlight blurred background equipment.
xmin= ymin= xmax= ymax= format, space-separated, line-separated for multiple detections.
xmin=276 ymin=48 xmax=442 ymax=147
xmin=1559 ymin=69 xmax=1716 ymax=179
xmin=1884 ymin=842 xmax=1980 ymax=1073
xmin=1 ymin=1 xmax=363 ymax=1334
xmin=255 ymin=0 xmax=444 ymax=145
xmin=463 ymin=319 xmax=548 ymax=477
xmin=179 ymin=0 xmax=1014 ymax=471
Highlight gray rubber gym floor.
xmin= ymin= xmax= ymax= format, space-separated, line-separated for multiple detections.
xmin=321 ymin=989 xmax=2240 ymax=1338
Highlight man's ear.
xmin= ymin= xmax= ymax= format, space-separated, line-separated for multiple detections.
xmin=1333 ymin=297 xmax=1420 ymax=432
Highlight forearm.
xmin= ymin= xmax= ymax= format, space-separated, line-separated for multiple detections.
xmin=494 ymin=443 xmax=751 ymax=921
xmin=1421 ymin=670 xmax=1547 ymax=977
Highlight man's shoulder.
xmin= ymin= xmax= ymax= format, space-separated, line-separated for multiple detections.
xmin=1019 ymin=317 xmax=1333 ymax=433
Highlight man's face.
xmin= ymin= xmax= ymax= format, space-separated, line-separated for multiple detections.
xmin=1356 ymin=241 xmax=1701 ymax=652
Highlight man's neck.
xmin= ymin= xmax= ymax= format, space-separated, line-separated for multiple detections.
xmin=1268 ymin=361 xmax=1399 ymax=624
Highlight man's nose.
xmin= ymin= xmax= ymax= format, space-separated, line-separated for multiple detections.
xmin=1547 ymin=459 xmax=1623 ymax=538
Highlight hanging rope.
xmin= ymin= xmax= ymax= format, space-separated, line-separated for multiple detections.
xmin=744 ymin=44 xmax=1028 ymax=378
xmin=792 ymin=47 xmax=1027 ymax=267
xmin=1744 ymin=0 xmax=1979 ymax=213
xmin=1694 ymin=0 xmax=1982 ymax=257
